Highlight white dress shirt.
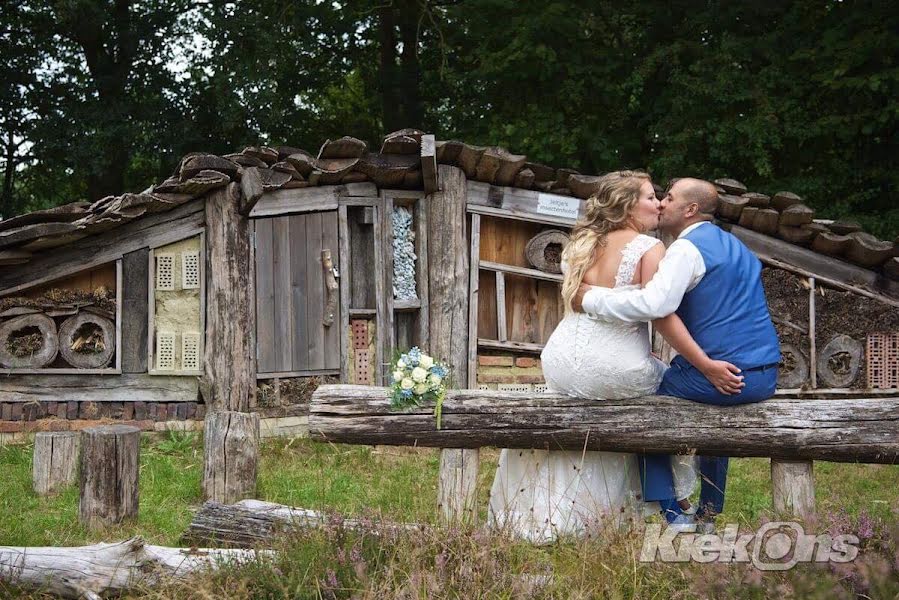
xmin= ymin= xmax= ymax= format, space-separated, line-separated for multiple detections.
xmin=581 ymin=222 xmax=710 ymax=322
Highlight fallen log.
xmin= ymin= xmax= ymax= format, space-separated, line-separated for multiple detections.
xmin=308 ymin=385 xmax=899 ymax=464
xmin=0 ymin=537 xmax=266 ymax=600
xmin=182 ymin=499 xmax=417 ymax=548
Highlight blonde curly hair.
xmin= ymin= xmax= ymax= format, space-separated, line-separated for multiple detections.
xmin=560 ymin=170 xmax=652 ymax=313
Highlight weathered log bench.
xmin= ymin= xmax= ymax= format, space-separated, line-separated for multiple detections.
xmin=309 ymin=385 xmax=899 ymax=521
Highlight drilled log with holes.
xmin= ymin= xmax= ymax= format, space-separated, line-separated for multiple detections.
xmin=0 ymin=537 xmax=266 ymax=600
xmin=308 ymin=385 xmax=899 ymax=464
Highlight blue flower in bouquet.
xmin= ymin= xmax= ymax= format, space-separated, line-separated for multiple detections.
xmin=388 ymin=348 xmax=449 ymax=430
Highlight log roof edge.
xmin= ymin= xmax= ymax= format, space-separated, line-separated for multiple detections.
xmin=1 ymin=131 xmax=896 ymax=280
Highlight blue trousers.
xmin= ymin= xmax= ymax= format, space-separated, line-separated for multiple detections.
xmin=640 ymin=357 xmax=778 ymax=518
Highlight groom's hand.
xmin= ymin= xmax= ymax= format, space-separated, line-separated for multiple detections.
xmin=701 ymin=360 xmax=745 ymax=395
xmin=572 ymin=283 xmax=591 ymax=312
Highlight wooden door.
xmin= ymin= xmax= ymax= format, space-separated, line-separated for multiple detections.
xmin=254 ymin=211 xmax=341 ymax=375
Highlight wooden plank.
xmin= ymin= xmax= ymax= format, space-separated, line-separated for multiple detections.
xmin=309 ymin=385 xmax=899 ymax=464
xmin=381 ymin=194 xmax=395 ymax=372
xmin=479 ymin=260 xmax=563 ymax=282
xmin=723 ymin=223 xmax=899 ymax=305
xmin=321 ymin=211 xmax=341 ymax=370
xmin=477 ymin=271 xmax=498 ymax=341
xmin=495 ymin=271 xmax=507 ymax=342
xmin=415 ymin=198 xmax=430 ymax=350
xmin=338 ymin=196 xmax=381 ymax=207
xmin=115 ymin=260 xmax=122 ymax=371
xmin=467 ymin=214 xmax=481 ymax=388
xmin=536 ymin=279 xmax=564 ymax=344
xmin=338 ymin=205 xmax=351 ymax=380
xmin=249 ymin=183 xmax=377 ymax=218
xmin=0 ymin=368 xmax=120 ymax=375
xmin=121 ymin=248 xmax=149 ymax=373
xmin=243 ymin=227 xmax=255 ymax=408
xmin=286 ymin=214 xmax=308 ymax=372
xmin=254 ymin=218 xmax=275 ymax=373
xmin=466 ymin=181 xmax=585 ymax=227
xmin=348 ymin=207 xmax=376 ymax=309
xmin=394 ymin=299 xmax=421 ymax=310
xmin=0 ymin=199 xmax=205 ymax=296
xmin=305 ymin=212 xmax=325 ymax=370
xmin=477 ymin=338 xmax=543 ymax=354
xmin=0 ymin=374 xmax=199 ymax=402
xmin=348 ymin=308 xmax=376 ymax=317
xmin=272 ymin=216 xmax=293 ymax=372
xmin=257 ymin=369 xmax=341 ymax=379
xmin=342 ymin=182 xmax=379 ymax=197
xmin=372 ymin=205 xmax=387 ymax=385
xmin=421 ymin=134 xmax=438 ymax=195
xmin=147 ymin=248 xmax=156 ymax=372
xmin=809 ymin=277 xmax=817 ymax=388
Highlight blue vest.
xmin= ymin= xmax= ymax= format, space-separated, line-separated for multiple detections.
xmin=676 ymin=223 xmax=781 ymax=369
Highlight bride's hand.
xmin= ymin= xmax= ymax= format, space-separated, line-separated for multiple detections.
xmin=700 ymin=360 xmax=745 ymax=395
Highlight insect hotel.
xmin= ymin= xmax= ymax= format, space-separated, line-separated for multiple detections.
xmin=0 ymin=130 xmax=897 ymax=529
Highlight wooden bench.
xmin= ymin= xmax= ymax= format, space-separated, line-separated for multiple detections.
xmin=309 ymin=384 xmax=899 ymax=521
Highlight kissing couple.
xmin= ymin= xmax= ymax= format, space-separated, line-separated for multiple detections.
xmin=488 ymin=171 xmax=781 ymax=542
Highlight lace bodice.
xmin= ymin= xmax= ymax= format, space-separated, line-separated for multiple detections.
xmin=614 ymin=234 xmax=661 ymax=288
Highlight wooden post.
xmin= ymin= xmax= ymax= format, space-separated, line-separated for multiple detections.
xmin=32 ymin=431 xmax=79 ymax=496
xmin=808 ymin=277 xmax=817 ymax=388
xmin=202 ymin=183 xmax=256 ymax=411
xmin=202 ymin=183 xmax=259 ymax=502
xmin=771 ymin=459 xmax=815 ymax=519
xmin=79 ymin=425 xmax=140 ymax=529
xmin=429 ymin=165 xmax=478 ymax=525
xmin=202 ymin=411 xmax=260 ymax=503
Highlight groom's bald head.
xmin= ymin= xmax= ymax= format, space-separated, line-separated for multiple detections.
xmin=659 ymin=178 xmax=719 ymax=236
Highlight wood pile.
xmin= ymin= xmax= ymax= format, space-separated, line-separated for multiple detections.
xmin=710 ymin=178 xmax=897 ymax=277
xmin=1 ymin=133 xmax=895 ymax=282
xmin=0 ymin=287 xmax=116 ymax=369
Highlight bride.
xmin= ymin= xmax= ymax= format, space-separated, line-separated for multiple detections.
xmin=488 ymin=170 xmax=707 ymax=542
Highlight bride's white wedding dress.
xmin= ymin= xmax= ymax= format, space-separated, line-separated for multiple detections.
xmin=487 ymin=234 xmax=695 ymax=543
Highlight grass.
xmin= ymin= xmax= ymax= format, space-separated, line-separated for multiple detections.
xmin=1 ymin=434 xmax=898 ymax=598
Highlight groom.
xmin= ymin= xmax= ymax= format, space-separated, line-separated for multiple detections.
xmin=574 ymin=177 xmax=780 ymax=527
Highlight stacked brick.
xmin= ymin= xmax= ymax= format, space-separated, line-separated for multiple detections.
xmin=0 ymin=401 xmax=205 ymax=433
xmin=476 ymin=354 xmax=546 ymax=392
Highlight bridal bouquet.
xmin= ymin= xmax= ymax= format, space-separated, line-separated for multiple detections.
xmin=389 ymin=347 xmax=449 ymax=430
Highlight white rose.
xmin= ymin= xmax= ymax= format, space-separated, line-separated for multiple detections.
xmin=411 ymin=367 xmax=428 ymax=382
xmin=392 ymin=370 xmax=404 ymax=382
xmin=397 ymin=359 xmax=406 ymax=369
xmin=429 ymin=374 xmax=442 ymax=386
xmin=419 ymin=355 xmax=434 ymax=369
xmin=414 ymin=383 xmax=429 ymax=395
xmin=400 ymin=378 xmax=414 ymax=390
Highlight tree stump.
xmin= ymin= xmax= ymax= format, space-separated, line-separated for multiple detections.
xmin=79 ymin=425 xmax=140 ymax=529
xmin=33 ymin=431 xmax=79 ymax=496
xmin=58 ymin=313 xmax=116 ymax=369
xmin=0 ymin=313 xmax=59 ymax=368
xmin=771 ymin=459 xmax=815 ymax=519
xmin=202 ymin=411 xmax=259 ymax=504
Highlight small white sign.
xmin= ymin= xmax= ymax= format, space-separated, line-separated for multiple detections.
xmin=536 ymin=193 xmax=580 ymax=220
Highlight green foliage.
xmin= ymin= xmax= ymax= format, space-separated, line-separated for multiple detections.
xmin=1 ymin=1 xmax=897 ymax=236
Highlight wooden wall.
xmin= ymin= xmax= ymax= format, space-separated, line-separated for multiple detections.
xmin=477 ymin=216 xmax=565 ymax=345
